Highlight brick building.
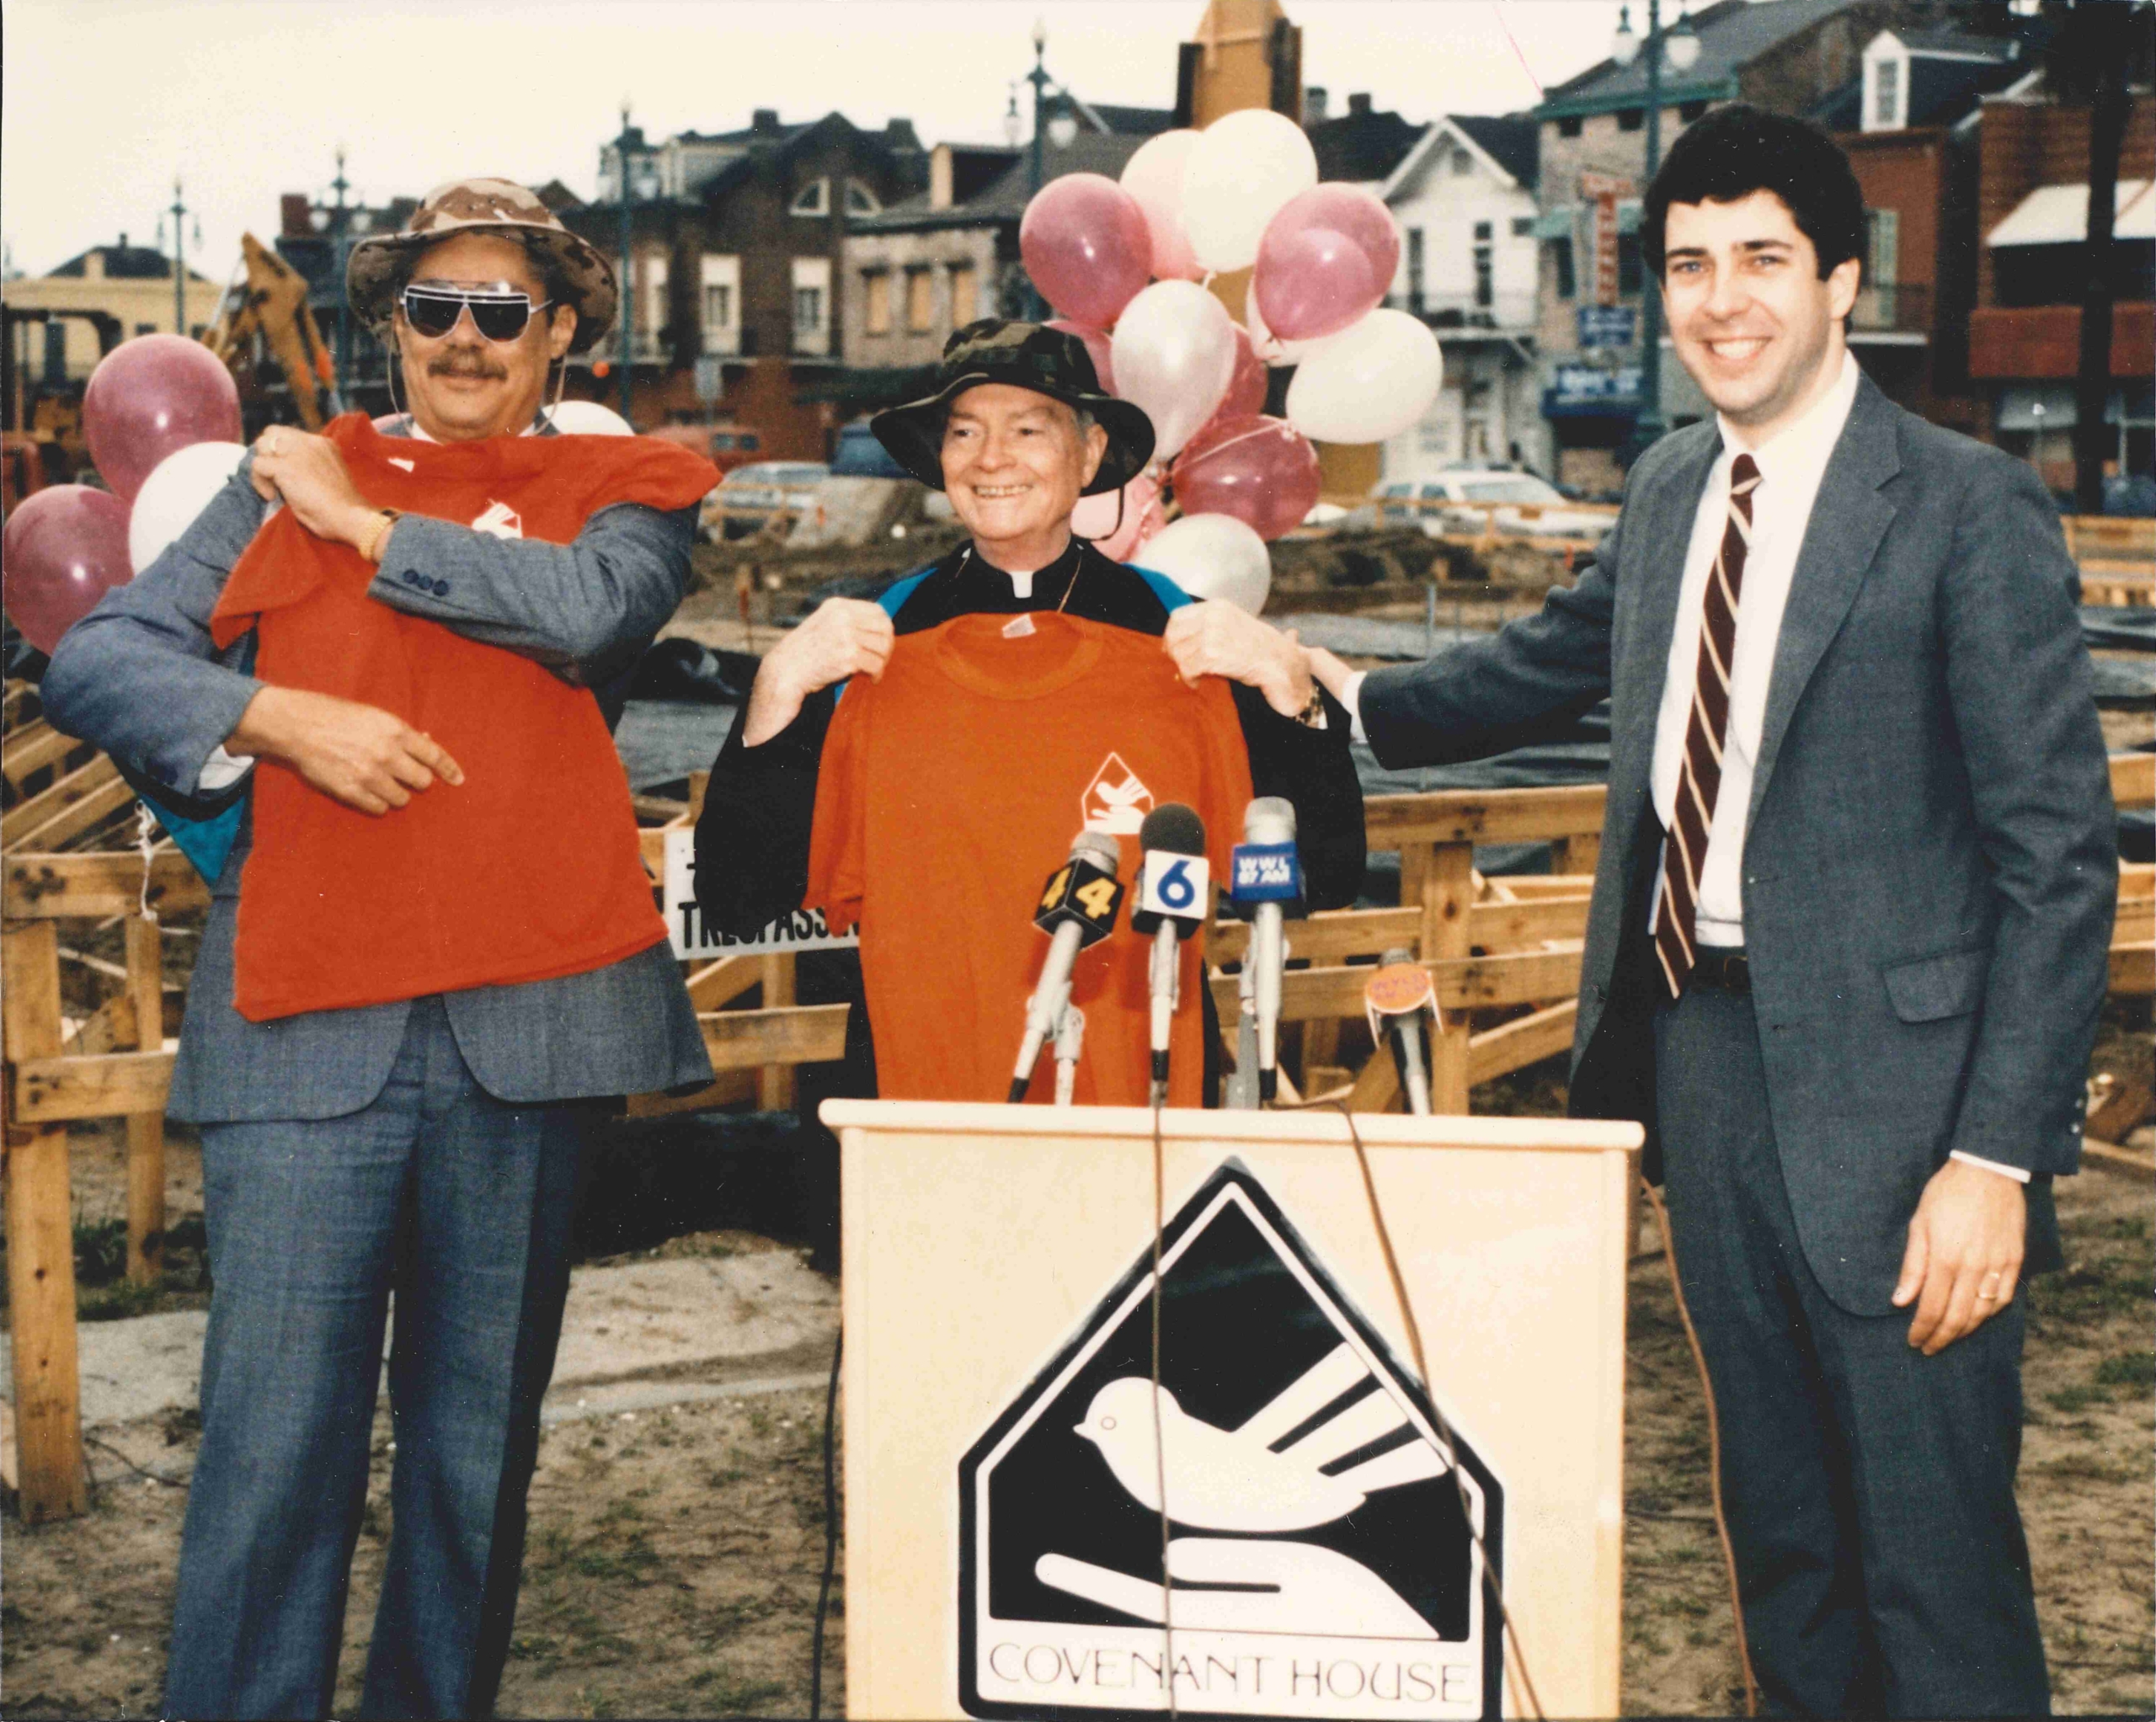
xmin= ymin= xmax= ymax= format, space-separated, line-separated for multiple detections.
xmin=1969 ymin=85 xmax=2156 ymax=489
xmin=561 ymin=109 xmax=927 ymax=457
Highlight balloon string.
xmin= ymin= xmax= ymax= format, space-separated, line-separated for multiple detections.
xmin=1487 ymin=2 xmax=1546 ymax=99
xmin=134 ymin=802 xmax=160 ymax=925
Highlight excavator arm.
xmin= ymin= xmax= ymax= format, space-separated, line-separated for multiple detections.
xmin=201 ymin=233 xmax=338 ymax=430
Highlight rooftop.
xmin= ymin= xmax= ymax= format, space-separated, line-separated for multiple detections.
xmin=48 ymin=239 xmax=213 ymax=283
xmin=1537 ymin=0 xmax=1862 ymax=119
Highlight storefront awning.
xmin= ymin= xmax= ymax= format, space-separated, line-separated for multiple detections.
xmin=1987 ymin=179 xmax=2155 ymax=248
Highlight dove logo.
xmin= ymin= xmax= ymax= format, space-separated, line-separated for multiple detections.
xmin=1081 ymin=754 xmax=1155 ymax=836
xmin=470 ymin=499 xmax=523 ymax=539
xmin=959 ymin=1161 xmax=1502 ymax=1719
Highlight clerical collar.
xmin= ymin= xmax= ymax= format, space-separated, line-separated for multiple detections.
xmin=963 ymin=536 xmax=1084 ymax=601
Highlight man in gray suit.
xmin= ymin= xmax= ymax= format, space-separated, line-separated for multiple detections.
xmin=43 ymin=180 xmax=712 ymax=1718
xmin=1306 ymin=109 xmax=2113 ymax=1714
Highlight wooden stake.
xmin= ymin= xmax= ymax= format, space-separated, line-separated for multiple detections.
xmin=759 ymin=952 xmax=798 ymax=1112
xmin=3 ymin=921 xmax=86 ymax=1522
xmin=124 ymin=917 xmax=165 ymax=1284
xmin=1419 ymin=842 xmax=1476 ymax=1113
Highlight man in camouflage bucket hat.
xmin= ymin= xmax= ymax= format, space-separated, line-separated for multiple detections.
xmin=693 ymin=319 xmax=1366 ymax=1111
xmin=43 ymin=174 xmax=715 ymax=1718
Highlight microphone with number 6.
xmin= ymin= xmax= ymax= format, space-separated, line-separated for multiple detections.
xmin=1364 ymin=948 xmax=1438 ymax=1117
xmin=1009 ymin=830 xmax=1127 ymax=1102
xmin=1129 ymin=804 xmax=1209 ymax=1106
xmin=1228 ymin=797 xmax=1303 ymax=1104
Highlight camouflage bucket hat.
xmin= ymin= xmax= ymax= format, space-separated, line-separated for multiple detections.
xmin=871 ymin=319 xmax=1155 ymax=497
xmin=346 ymin=177 xmax=617 ymax=354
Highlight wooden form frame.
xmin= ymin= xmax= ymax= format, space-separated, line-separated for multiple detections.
xmin=2065 ymin=515 xmax=2156 ymax=606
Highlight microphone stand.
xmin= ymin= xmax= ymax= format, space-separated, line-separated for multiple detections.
xmin=1052 ymin=1001 xmax=1086 ymax=1107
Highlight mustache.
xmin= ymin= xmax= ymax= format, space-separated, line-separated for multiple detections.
xmin=426 ymin=354 xmax=509 ymax=379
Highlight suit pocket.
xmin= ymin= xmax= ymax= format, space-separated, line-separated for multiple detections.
xmin=1880 ymin=945 xmax=1991 ymax=1023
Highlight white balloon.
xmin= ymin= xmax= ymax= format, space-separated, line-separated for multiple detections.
xmin=1180 ymin=109 xmax=1320 ymax=274
xmin=1283 ymin=310 xmax=1444 ymax=445
xmin=1242 ymin=281 xmax=1315 ymax=367
xmin=1134 ymin=512 xmax=1273 ymax=615
xmin=543 ymin=399 xmax=635 ymax=436
xmin=1109 ymin=280 xmax=1238 ymax=461
xmin=128 ymin=440 xmax=247 ymax=573
xmin=1119 ymin=130 xmax=1204 ymax=281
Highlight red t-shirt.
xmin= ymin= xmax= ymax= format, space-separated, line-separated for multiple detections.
xmin=805 ymin=610 xmax=1253 ymax=1106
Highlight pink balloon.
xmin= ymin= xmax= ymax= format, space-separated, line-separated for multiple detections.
xmin=1252 ymin=184 xmax=1402 ymax=343
xmin=83 ymin=334 xmax=243 ymax=504
xmin=2 ymin=485 xmax=134 ymax=653
xmin=1072 ymin=472 xmax=1166 ymax=562
xmin=1190 ymin=324 xmax=1268 ymax=449
xmin=1047 ymin=320 xmax=1116 ymax=395
xmin=1170 ymin=414 xmax=1321 ymax=542
xmin=1021 ymin=174 xmax=1152 ymax=329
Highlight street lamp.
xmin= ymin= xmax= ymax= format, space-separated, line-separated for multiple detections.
xmin=1023 ymin=24 xmax=1081 ymax=316
xmin=157 ymin=178 xmax=200 ymax=339
xmin=613 ymin=101 xmax=661 ymax=427
xmin=1613 ymin=1 xmax=1700 ymax=461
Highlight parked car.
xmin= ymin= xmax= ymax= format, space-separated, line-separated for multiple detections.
xmin=830 ymin=420 xmax=913 ymax=480
xmin=649 ymin=421 xmax=769 ymax=474
xmin=1374 ymin=472 xmax=1614 ymax=541
xmin=702 ymin=461 xmax=830 ymax=541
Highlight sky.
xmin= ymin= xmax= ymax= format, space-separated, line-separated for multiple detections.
xmin=3 ymin=0 xmax=1637 ymax=281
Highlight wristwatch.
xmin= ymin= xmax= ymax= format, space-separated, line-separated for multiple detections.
xmin=359 ymin=508 xmax=403 ymax=565
xmin=1293 ymin=682 xmax=1328 ymax=729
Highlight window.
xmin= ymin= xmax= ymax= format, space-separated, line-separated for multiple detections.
xmin=1406 ymin=227 xmax=1425 ymax=309
xmin=1450 ymin=148 xmax=1474 ymax=177
xmin=644 ymin=253 xmax=669 ymax=345
xmin=1617 ymin=108 xmax=1644 ymax=132
xmin=1678 ymin=99 xmax=1709 ymax=122
xmin=42 ymin=321 xmax=66 ymax=384
xmin=700 ymin=254 xmax=739 ymax=355
xmin=1474 ymin=238 xmax=1493 ymax=309
xmin=845 ymin=179 xmax=882 ymax=216
xmin=791 ymin=256 xmax=832 ymax=355
xmin=1618 ymin=232 xmax=1642 ymax=296
xmin=1872 ymin=56 xmax=1902 ymax=130
xmin=948 ymin=263 xmax=978 ymax=328
xmin=1558 ymin=115 xmax=1583 ymax=139
xmin=190 ymin=323 xmax=207 ymax=339
xmin=1473 ymin=221 xmax=1492 ymax=242
xmin=1859 ymin=208 xmax=1901 ymax=326
xmin=864 ymin=271 xmax=892 ymax=335
xmin=1511 ymin=216 xmax=1535 ymax=238
xmin=136 ymin=322 xmax=157 ymax=337
xmin=791 ymin=178 xmax=830 ymax=216
xmin=905 ymin=267 xmax=934 ymax=333
xmin=1553 ymin=237 xmax=1576 ymax=300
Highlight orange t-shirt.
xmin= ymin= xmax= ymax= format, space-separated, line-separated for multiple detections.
xmin=209 ymin=413 xmax=718 ymax=1021
xmin=805 ymin=610 xmax=1253 ymax=1106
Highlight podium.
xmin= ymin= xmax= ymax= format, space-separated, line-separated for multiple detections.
xmin=823 ymin=1100 xmax=1643 ymax=1721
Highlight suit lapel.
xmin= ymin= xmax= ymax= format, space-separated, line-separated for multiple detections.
xmin=1607 ymin=429 xmax=1721 ymax=857
xmin=1744 ymin=375 xmax=1902 ymax=829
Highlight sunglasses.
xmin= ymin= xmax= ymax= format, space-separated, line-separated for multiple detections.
xmin=399 ymin=285 xmax=553 ymax=342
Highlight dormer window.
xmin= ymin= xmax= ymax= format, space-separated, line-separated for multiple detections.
xmin=792 ymin=178 xmax=830 ymax=216
xmin=845 ymin=179 xmax=882 ymax=216
xmin=1863 ymin=34 xmax=1908 ymax=131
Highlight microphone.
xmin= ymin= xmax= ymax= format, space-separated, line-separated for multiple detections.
xmin=1364 ymin=948 xmax=1438 ymax=1117
xmin=1130 ymin=803 xmax=1209 ymax=1106
xmin=1009 ymin=829 xmax=1126 ymax=1103
xmin=1228 ymin=797 xmax=1303 ymax=1104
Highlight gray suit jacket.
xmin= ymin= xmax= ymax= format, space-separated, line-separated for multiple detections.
xmin=41 ymin=440 xmax=713 ymax=1123
xmin=1361 ymin=375 xmax=2116 ymax=1312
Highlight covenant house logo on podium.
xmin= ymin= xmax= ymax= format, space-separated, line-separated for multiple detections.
xmin=958 ymin=1163 xmax=1503 ymax=1720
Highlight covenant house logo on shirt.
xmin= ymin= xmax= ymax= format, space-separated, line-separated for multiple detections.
xmin=471 ymin=500 xmax=523 ymax=539
xmin=1082 ymin=754 xmax=1155 ymax=834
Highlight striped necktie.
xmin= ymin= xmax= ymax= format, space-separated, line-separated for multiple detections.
xmin=1654 ymin=451 xmax=1761 ymax=1000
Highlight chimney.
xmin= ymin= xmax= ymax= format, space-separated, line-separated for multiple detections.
xmin=281 ymin=194 xmax=312 ymax=237
xmin=1348 ymin=93 xmax=1373 ymax=118
xmin=118 ymin=232 xmax=129 ymax=250
xmin=1304 ymin=86 xmax=1328 ymax=123
xmin=930 ymin=143 xmax=954 ymax=211
xmin=85 ymin=250 xmax=104 ymax=280
xmin=752 ymin=108 xmax=782 ymax=136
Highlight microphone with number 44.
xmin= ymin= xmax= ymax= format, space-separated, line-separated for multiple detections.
xmin=1009 ymin=830 xmax=1127 ymax=1103
xmin=1227 ymin=797 xmax=1304 ymax=1105
xmin=1364 ymin=948 xmax=1438 ymax=1117
xmin=1129 ymin=804 xmax=1209 ymax=1106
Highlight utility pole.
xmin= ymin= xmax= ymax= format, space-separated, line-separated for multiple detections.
xmin=2066 ymin=0 xmax=2143 ymax=514
xmin=1611 ymin=2 xmax=1698 ymax=462
xmin=616 ymin=102 xmax=640 ymax=427
xmin=330 ymin=147 xmax=353 ymax=400
xmin=164 ymin=178 xmax=196 ymax=336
